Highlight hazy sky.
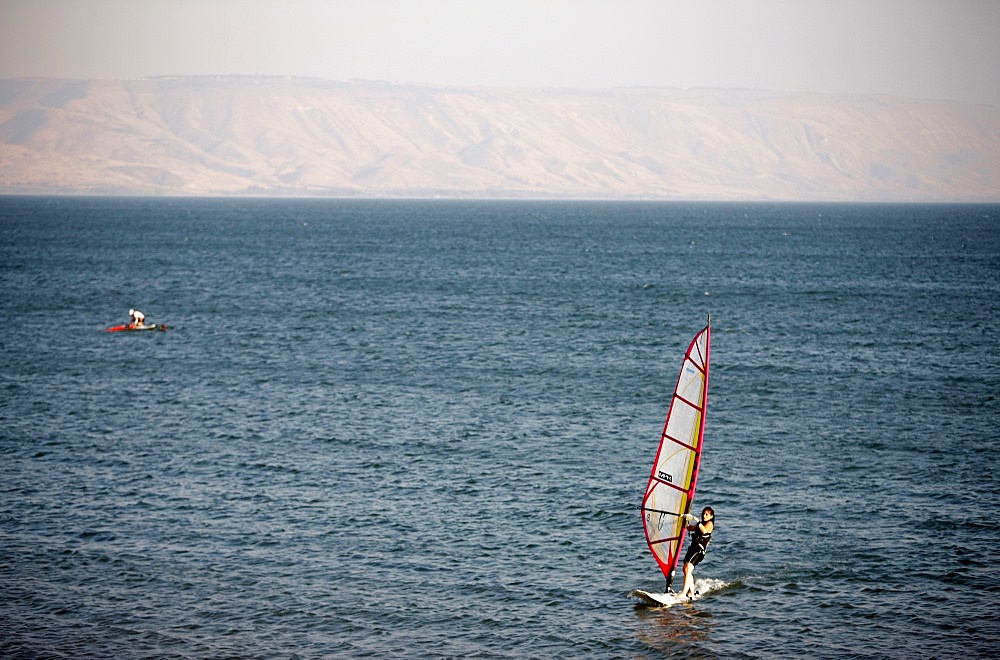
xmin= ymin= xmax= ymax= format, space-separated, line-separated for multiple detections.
xmin=2 ymin=0 xmax=998 ymax=106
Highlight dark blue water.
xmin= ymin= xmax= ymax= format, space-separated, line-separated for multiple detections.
xmin=2 ymin=198 xmax=998 ymax=658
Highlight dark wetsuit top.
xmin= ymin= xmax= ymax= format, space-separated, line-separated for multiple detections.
xmin=683 ymin=523 xmax=712 ymax=566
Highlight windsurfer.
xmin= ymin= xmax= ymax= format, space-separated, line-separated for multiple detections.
xmin=678 ymin=506 xmax=714 ymax=599
xmin=129 ymin=309 xmax=145 ymax=328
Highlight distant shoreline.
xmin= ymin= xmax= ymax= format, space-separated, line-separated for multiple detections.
xmin=3 ymin=77 xmax=998 ymax=202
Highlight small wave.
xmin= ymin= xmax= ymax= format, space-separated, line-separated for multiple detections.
xmin=694 ymin=577 xmax=734 ymax=596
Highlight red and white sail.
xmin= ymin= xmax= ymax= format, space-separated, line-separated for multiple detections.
xmin=641 ymin=319 xmax=711 ymax=587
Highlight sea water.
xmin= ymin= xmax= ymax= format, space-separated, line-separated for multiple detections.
xmin=1 ymin=197 xmax=998 ymax=657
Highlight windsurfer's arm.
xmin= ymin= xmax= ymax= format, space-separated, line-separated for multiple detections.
xmin=681 ymin=514 xmax=712 ymax=534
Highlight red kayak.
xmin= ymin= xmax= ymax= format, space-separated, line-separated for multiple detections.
xmin=106 ymin=323 xmax=167 ymax=332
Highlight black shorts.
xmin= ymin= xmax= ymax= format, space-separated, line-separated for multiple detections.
xmin=683 ymin=543 xmax=707 ymax=567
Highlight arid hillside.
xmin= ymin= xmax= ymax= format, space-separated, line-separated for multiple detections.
xmin=1 ymin=77 xmax=998 ymax=200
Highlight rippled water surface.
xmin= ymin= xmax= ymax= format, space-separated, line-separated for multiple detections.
xmin=2 ymin=198 xmax=998 ymax=657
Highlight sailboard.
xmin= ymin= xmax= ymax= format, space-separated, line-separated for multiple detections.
xmin=631 ymin=578 xmax=726 ymax=607
xmin=639 ymin=317 xmax=711 ymax=593
xmin=631 ymin=589 xmax=689 ymax=607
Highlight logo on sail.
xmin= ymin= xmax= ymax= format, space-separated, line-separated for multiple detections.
xmin=657 ymin=470 xmax=672 ymax=483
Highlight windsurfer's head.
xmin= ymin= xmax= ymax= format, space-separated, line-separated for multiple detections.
xmin=702 ymin=507 xmax=714 ymax=521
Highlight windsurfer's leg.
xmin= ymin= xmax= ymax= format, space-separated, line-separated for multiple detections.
xmin=680 ymin=562 xmax=694 ymax=597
